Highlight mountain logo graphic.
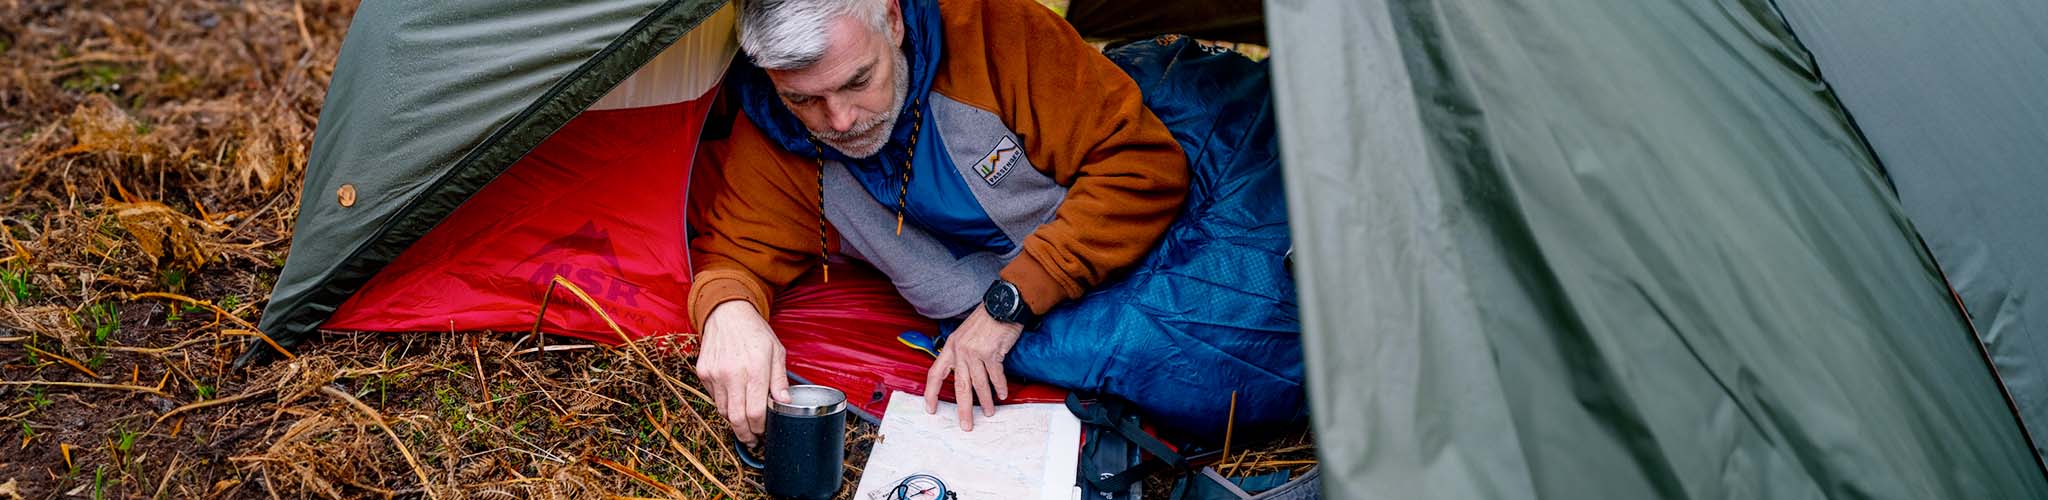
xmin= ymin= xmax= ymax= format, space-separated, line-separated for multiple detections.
xmin=975 ymin=136 xmax=1021 ymax=186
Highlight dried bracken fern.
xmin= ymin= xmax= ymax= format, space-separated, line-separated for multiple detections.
xmin=231 ymin=98 xmax=308 ymax=194
xmin=62 ymin=94 xmax=168 ymax=161
xmin=108 ymin=201 xmax=215 ymax=271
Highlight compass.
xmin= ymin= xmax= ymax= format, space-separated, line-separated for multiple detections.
xmin=889 ymin=473 xmax=955 ymax=500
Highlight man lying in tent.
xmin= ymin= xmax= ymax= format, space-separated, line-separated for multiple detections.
xmin=689 ymin=0 xmax=1304 ymax=446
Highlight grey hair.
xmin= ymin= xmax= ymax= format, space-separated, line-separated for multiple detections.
xmin=737 ymin=0 xmax=892 ymax=70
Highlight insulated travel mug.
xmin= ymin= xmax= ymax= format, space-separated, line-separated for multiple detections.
xmin=735 ymin=385 xmax=848 ymax=499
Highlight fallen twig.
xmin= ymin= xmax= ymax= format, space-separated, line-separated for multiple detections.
xmin=0 ymin=380 xmax=172 ymax=399
xmin=588 ymin=455 xmax=684 ymax=499
xmin=1222 ymin=391 xmax=1239 ymax=476
xmin=468 ymin=330 xmax=491 ymax=412
xmin=665 ymin=398 xmax=733 ymax=466
xmin=123 ymin=292 xmax=258 ymax=330
xmin=542 ymin=276 xmax=711 ymax=405
xmin=22 ymin=345 xmax=102 ymax=379
xmin=157 ymin=387 xmax=276 ymax=423
xmin=223 ymin=328 xmax=297 ymax=360
xmin=1237 ymin=459 xmax=1319 ymax=468
xmin=108 ymin=337 xmax=210 ymax=355
xmin=644 ymin=407 xmax=736 ymax=499
xmin=508 ymin=344 xmax=598 ymax=356
xmin=320 ymin=385 xmax=440 ymax=500
xmin=153 ymin=455 xmax=182 ymax=500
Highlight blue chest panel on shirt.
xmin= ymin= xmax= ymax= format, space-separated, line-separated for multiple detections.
xmin=843 ymin=112 xmax=1017 ymax=258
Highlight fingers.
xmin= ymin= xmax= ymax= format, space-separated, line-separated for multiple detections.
xmin=770 ymin=347 xmax=791 ymax=403
xmin=924 ymin=350 xmax=952 ymax=414
xmin=744 ymin=373 xmax=769 ymax=439
xmin=718 ymin=382 xmax=754 ymax=446
xmin=721 ymin=382 xmax=754 ymax=446
xmin=954 ymin=354 xmax=974 ymax=431
xmin=698 ymin=360 xmax=746 ymax=446
xmin=725 ymin=403 xmax=754 ymax=446
xmin=697 ymin=304 xmax=783 ymax=448
xmin=968 ymin=358 xmax=996 ymax=417
xmin=990 ymin=360 xmax=1010 ymax=401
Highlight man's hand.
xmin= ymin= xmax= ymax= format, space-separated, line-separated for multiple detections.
xmin=695 ymin=300 xmax=790 ymax=446
xmin=923 ymin=306 xmax=1024 ymax=431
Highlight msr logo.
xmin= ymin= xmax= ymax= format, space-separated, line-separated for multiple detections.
xmin=519 ymin=221 xmax=643 ymax=307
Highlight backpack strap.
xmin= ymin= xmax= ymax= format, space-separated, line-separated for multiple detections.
xmin=1067 ymin=393 xmax=1190 ymax=492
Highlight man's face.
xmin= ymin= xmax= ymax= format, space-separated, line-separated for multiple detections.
xmin=765 ymin=7 xmax=908 ymax=158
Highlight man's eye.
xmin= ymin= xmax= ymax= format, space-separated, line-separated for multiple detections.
xmin=848 ymin=78 xmax=870 ymax=90
xmin=785 ymin=95 xmax=817 ymax=105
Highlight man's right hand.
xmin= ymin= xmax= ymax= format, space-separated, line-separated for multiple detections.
xmin=694 ymin=300 xmax=790 ymax=446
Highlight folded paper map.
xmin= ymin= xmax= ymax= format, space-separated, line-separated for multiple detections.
xmin=856 ymin=391 xmax=1081 ymax=500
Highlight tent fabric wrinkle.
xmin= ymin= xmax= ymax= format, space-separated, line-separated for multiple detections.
xmin=1769 ymin=0 xmax=2048 ymax=457
xmin=321 ymin=98 xmax=712 ymax=343
xmin=1271 ymin=0 xmax=2047 ymax=497
xmin=252 ymin=0 xmax=729 ymax=362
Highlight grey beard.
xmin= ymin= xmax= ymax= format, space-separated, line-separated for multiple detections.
xmin=814 ymin=50 xmax=911 ymax=159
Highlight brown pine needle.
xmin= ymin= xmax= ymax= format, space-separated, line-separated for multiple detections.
xmin=664 ymin=400 xmax=734 ymax=469
xmin=9 ymin=238 xmax=32 ymax=266
xmin=1239 ymin=459 xmax=1319 ymax=468
xmin=157 ymin=387 xmax=276 ymax=424
xmin=544 ymin=276 xmax=711 ymax=404
xmin=1222 ymin=390 xmax=1239 ymax=475
xmin=293 ymin=0 xmax=315 ymax=53
xmin=589 ymin=455 xmax=684 ymax=499
xmin=0 ymin=380 xmax=173 ymax=399
xmin=320 ymin=386 xmax=440 ymax=500
xmin=222 ymin=328 xmax=296 ymax=360
xmin=508 ymin=344 xmax=598 ymax=356
xmin=153 ymin=455 xmax=183 ymax=499
xmin=22 ymin=345 xmax=101 ymax=379
xmin=123 ymin=292 xmax=258 ymax=330
xmin=642 ymin=408 xmax=735 ymax=499
xmin=468 ymin=329 xmax=491 ymax=412
xmin=108 ymin=337 xmax=209 ymax=355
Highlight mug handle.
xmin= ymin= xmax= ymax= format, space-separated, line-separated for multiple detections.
xmin=734 ymin=441 xmax=767 ymax=470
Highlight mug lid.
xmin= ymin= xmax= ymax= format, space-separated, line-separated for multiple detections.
xmin=770 ymin=385 xmax=847 ymax=417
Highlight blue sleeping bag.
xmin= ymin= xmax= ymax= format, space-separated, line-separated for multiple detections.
xmin=998 ymin=37 xmax=1305 ymax=437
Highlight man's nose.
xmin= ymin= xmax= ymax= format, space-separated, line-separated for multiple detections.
xmin=826 ymin=98 xmax=859 ymax=133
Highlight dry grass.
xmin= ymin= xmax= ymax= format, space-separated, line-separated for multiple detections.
xmin=0 ymin=1 xmax=847 ymax=497
xmin=0 ymin=1 xmax=1308 ymax=498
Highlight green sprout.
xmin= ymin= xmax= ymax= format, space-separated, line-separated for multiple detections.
xmin=0 ymin=269 xmax=34 ymax=303
xmin=81 ymin=302 xmax=118 ymax=345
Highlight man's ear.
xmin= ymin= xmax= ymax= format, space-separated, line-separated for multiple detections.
xmin=887 ymin=0 xmax=905 ymax=45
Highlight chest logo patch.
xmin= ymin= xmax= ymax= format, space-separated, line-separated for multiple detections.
xmin=974 ymin=136 xmax=1022 ymax=187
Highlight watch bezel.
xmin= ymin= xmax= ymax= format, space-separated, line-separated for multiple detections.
xmin=984 ymin=280 xmax=1025 ymax=324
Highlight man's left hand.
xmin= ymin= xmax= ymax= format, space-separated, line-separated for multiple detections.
xmin=923 ymin=306 xmax=1023 ymax=431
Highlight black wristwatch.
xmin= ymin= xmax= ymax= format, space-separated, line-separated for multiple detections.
xmin=982 ymin=279 xmax=1038 ymax=327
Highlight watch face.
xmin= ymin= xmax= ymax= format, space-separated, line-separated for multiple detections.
xmin=987 ymin=281 xmax=1019 ymax=320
